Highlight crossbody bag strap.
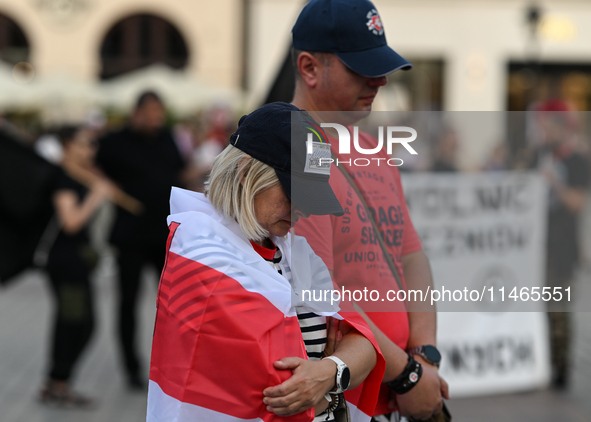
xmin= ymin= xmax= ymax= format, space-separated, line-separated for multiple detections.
xmin=332 ymin=153 xmax=404 ymax=292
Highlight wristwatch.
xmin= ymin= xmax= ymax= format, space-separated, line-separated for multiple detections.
xmin=322 ymin=356 xmax=351 ymax=393
xmin=407 ymin=345 xmax=441 ymax=368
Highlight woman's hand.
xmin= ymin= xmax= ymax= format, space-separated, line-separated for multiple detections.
xmin=90 ymin=178 xmax=115 ymax=202
xmin=262 ymin=357 xmax=337 ymax=416
xmin=54 ymin=177 xmax=115 ymax=234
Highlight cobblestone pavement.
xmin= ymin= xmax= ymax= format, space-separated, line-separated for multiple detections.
xmin=1 ymin=255 xmax=590 ymax=422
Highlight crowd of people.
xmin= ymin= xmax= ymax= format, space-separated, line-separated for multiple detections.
xmin=0 ymin=90 xmax=234 ymax=405
xmin=0 ymin=0 xmax=589 ymax=420
xmin=29 ymin=92 xmax=234 ymax=406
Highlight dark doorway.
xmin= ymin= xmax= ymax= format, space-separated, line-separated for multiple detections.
xmin=0 ymin=13 xmax=30 ymax=65
xmin=100 ymin=14 xmax=189 ymax=80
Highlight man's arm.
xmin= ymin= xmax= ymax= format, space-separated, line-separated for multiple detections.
xmin=354 ymin=249 xmax=448 ymax=420
xmin=356 ymin=303 xmax=447 ymax=420
xmin=403 ymin=249 xmax=437 ymax=343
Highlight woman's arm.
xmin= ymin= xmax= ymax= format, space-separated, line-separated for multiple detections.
xmin=262 ymin=322 xmax=376 ymax=417
xmin=54 ymin=180 xmax=112 ymax=234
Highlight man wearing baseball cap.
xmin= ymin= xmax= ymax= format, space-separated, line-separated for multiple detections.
xmin=291 ymin=0 xmax=450 ymax=421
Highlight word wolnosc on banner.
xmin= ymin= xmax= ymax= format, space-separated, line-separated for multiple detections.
xmin=293 ymin=171 xmax=550 ymax=313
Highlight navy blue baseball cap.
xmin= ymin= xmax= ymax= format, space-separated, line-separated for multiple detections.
xmin=292 ymin=0 xmax=412 ymax=77
xmin=229 ymin=102 xmax=344 ymax=216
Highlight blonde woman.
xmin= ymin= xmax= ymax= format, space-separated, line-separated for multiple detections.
xmin=147 ymin=103 xmax=385 ymax=422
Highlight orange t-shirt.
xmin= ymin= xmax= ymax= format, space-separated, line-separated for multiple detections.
xmin=295 ymin=131 xmax=423 ymax=416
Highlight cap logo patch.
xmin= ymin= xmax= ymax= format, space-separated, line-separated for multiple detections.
xmin=304 ymin=123 xmax=331 ymax=175
xmin=304 ymin=137 xmax=332 ymax=175
xmin=366 ymin=9 xmax=383 ymax=36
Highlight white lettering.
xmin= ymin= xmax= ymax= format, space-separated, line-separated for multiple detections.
xmin=371 ymin=158 xmax=385 ymax=166
xmin=354 ymin=126 xmax=383 ymax=155
xmin=337 ymin=158 xmax=352 ymax=166
xmin=318 ymin=123 xmax=418 ymax=158
xmin=321 ymin=123 xmax=350 ymax=153
xmin=387 ymin=158 xmax=404 ymax=166
xmin=387 ymin=126 xmax=417 ymax=155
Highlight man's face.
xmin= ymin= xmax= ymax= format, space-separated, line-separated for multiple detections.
xmin=315 ymin=54 xmax=388 ymax=119
xmin=134 ymin=98 xmax=166 ymax=133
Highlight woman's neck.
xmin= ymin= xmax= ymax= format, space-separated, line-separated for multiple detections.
xmin=252 ymin=237 xmax=274 ymax=249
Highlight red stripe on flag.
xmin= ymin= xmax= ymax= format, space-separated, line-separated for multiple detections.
xmin=341 ymin=309 xmax=386 ymax=418
xmin=150 ymin=250 xmax=312 ymax=422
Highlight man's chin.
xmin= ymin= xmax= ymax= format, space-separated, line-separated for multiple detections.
xmin=339 ymin=109 xmax=371 ymax=125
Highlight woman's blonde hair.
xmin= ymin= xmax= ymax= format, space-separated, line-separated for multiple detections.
xmin=204 ymin=144 xmax=280 ymax=241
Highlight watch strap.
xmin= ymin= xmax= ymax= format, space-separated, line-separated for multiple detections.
xmin=323 ymin=355 xmax=346 ymax=368
xmin=385 ymin=354 xmax=423 ymax=395
xmin=406 ymin=345 xmax=424 ymax=356
xmin=322 ymin=356 xmax=348 ymax=393
xmin=407 ymin=344 xmax=440 ymax=368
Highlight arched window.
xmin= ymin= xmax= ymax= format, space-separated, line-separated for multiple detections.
xmin=100 ymin=13 xmax=189 ymax=80
xmin=0 ymin=13 xmax=30 ymax=64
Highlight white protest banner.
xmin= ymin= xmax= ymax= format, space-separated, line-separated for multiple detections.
xmin=402 ymin=171 xmax=551 ymax=396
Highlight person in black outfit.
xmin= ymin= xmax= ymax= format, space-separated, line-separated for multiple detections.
xmin=40 ymin=126 xmax=113 ymax=407
xmin=95 ymin=92 xmax=185 ymax=389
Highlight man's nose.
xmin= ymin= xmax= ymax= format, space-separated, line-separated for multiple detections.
xmin=367 ymin=76 xmax=388 ymax=87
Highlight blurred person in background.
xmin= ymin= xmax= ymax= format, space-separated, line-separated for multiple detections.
xmin=430 ymin=127 xmax=459 ymax=173
xmin=34 ymin=130 xmax=63 ymax=165
xmin=482 ymin=143 xmax=509 ymax=172
xmin=529 ymin=99 xmax=590 ymax=389
xmin=39 ymin=125 xmax=115 ymax=407
xmin=95 ymin=91 xmax=186 ymax=390
xmin=189 ymin=104 xmax=235 ymax=191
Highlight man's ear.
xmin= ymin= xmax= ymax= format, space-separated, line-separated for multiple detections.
xmin=296 ymin=52 xmax=320 ymax=88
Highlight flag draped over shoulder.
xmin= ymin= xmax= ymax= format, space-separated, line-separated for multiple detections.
xmin=148 ymin=188 xmax=385 ymax=422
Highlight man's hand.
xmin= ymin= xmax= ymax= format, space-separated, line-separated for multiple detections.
xmin=263 ymin=357 xmax=336 ymax=416
xmin=392 ymin=363 xmax=448 ymax=420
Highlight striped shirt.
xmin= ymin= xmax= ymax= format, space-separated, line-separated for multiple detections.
xmin=251 ymin=240 xmax=335 ymax=422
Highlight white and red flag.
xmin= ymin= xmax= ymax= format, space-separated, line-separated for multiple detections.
xmin=147 ymin=188 xmax=385 ymax=422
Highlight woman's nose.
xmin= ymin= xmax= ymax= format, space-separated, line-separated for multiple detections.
xmin=293 ymin=207 xmax=310 ymax=220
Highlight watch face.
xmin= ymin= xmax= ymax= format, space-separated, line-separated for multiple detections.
xmin=423 ymin=345 xmax=442 ymax=363
xmin=340 ymin=366 xmax=351 ymax=391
